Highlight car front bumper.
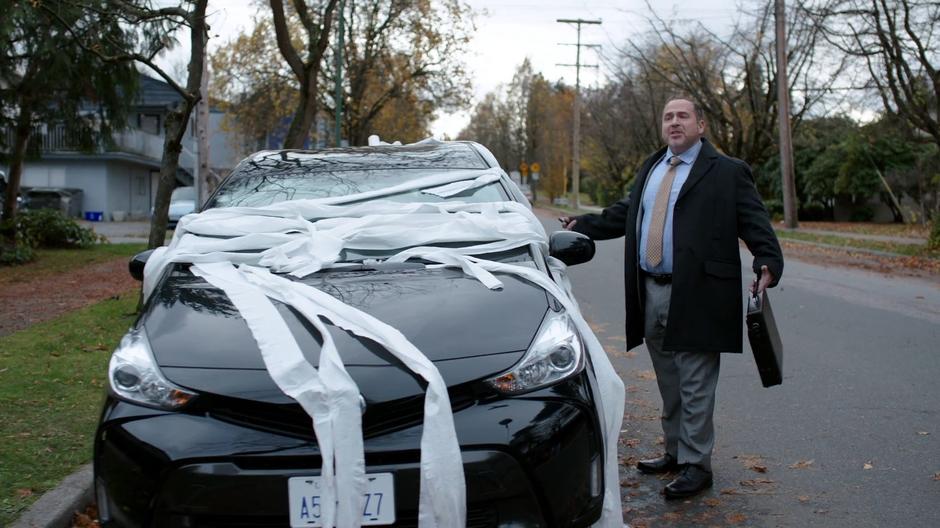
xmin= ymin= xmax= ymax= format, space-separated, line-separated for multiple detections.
xmin=94 ymin=374 xmax=605 ymax=528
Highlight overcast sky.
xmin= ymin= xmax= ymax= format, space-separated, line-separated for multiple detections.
xmin=159 ymin=0 xmax=744 ymax=139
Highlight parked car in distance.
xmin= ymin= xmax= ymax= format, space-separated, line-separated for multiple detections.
xmin=96 ymin=141 xmax=604 ymax=527
xmin=166 ymin=185 xmax=196 ymax=228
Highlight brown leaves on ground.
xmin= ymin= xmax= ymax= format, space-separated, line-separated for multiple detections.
xmin=725 ymin=512 xmax=748 ymax=524
xmin=72 ymin=504 xmax=100 ymax=528
xmin=734 ymin=454 xmax=769 ymax=473
xmin=740 ymin=478 xmax=775 ymax=488
xmin=634 ymin=370 xmax=657 ymax=381
xmin=789 ymin=459 xmax=815 ymax=469
xmin=0 ymin=257 xmax=138 ymax=337
xmin=15 ymin=488 xmax=33 ymax=498
xmin=780 ymin=240 xmax=940 ymax=279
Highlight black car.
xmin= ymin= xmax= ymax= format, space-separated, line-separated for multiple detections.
xmin=95 ymin=140 xmax=608 ymax=527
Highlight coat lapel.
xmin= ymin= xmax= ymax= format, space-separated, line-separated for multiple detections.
xmin=677 ymin=139 xmax=718 ymax=202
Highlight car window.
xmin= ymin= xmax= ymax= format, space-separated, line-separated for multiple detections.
xmin=207 ymin=169 xmax=507 ymax=208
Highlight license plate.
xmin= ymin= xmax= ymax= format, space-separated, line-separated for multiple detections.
xmin=288 ymin=473 xmax=395 ymax=527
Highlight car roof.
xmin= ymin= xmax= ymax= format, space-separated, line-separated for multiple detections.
xmin=233 ymin=141 xmax=492 ymax=177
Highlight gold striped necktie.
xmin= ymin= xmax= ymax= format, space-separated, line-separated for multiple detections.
xmin=645 ymin=155 xmax=682 ymax=268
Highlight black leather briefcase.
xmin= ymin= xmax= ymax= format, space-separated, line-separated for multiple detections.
xmin=746 ymin=288 xmax=783 ymax=387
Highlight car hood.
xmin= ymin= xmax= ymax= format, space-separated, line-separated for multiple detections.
xmin=145 ymin=265 xmax=550 ymax=403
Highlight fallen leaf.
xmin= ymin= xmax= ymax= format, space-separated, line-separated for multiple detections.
xmin=933 ymin=472 xmax=940 ymax=481
xmin=789 ymin=459 xmax=815 ymax=469
xmin=798 ymin=495 xmax=811 ymax=503
xmin=751 ymin=464 xmax=768 ymax=473
xmin=740 ymin=478 xmax=775 ymax=487
xmin=725 ymin=513 xmax=748 ymax=524
xmin=635 ymin=370 xmax=657 ymax=381
xmin=623 ymin=438 xmax=641 ymax=448
xmin=720 ymin=488 xmax=739 ymax=495
xmin=863 ymin=461 xmax=873 ymax=470
xmin=704 ymin=498 xmax=721 ymax=507
xmin=15 ymin=488 xmax=33 ymax=498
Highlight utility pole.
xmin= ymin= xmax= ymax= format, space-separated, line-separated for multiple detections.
xmin=775 ymin=0 xmax=798 ymax=228
xmin=334 ymin=0 xmax=345 ymax=147
xmin=557 ymin=18 xmax=600 ymax=211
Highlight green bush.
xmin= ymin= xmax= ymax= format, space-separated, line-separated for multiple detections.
xmin=0 ymin=210 xmax=103 ymax=265
xmin=16 ymin=209 xmax=103 ymax=248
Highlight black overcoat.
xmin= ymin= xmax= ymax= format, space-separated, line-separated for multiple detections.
xmin=572 ymin=139 xmax=784 ymax=353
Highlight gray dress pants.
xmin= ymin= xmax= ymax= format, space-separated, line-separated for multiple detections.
xmin=643 ymin=277 xmax=721 ymax=471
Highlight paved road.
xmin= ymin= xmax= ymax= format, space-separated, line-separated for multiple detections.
xmin=535 ymin=208 xmax=940 ymax=527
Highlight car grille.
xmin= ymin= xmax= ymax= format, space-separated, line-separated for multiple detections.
xmin=169 ymin=506 xmax=497 ymax=528
xmin=207 ymin=385 xmax=476 ymax=440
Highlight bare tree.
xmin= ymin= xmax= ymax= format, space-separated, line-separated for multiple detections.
xmin=616 ymin=0 xmax=847 ymax=166
xmin=270 ymin=0 xmax=339 ymax=148
xmin=44 ymin=0 xmax=209 ymax=249
xmin=321 ymin=0 xmax=474 ymax=145
xmin=807 ymin=0 xmax=940 ymax=149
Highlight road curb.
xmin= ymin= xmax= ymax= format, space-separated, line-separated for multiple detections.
xmin=11 ymin=464 xmax=93 ymax=528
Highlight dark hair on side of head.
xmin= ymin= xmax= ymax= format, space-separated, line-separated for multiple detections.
xmin=665 ymin=95 xmax=705 ymax=121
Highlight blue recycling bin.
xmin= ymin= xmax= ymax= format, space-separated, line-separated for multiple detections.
xmin=84 ymin=211 xmax=104 ymax=222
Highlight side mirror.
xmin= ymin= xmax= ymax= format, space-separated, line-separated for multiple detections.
xmin=129 ymin=249 xmax=155 ymax=282
xmin=549 ymin=231 xmax=595 ymax=266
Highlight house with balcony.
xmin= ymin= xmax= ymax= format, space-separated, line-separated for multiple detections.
xmin=1 ymin=73 xmax=247 ymax=221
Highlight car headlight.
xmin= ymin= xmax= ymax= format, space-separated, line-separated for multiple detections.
xmin=485 ymin=308 xmax=585 ymax=394
xmin=108 ymin=329 xmax=195 ymax=409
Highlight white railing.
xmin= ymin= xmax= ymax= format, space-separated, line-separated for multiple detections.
xmin=2 ymin=125 xmax=166 ymax=163
xmin=112 ymin=128 xmax=165 ymax=160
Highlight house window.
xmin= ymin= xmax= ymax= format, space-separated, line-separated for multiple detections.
xmin=139 ymin=114 xmax=160 ymax=134
xmin=136 ymin=174 xmax=147 ymax=196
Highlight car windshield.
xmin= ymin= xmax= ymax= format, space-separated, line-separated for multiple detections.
xmin=199 ymin=145 xmax=535 ymax=266
xmin=207 ymin=168 xmax=506 ymax=208
xmin=206 ymin=143 xmax=499 ymax=208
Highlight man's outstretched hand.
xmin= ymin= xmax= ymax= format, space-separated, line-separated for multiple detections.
xmin=558 ymin=216 xmax=578 ymax=230
xmin=750 ymin=265 xmax=774 ymax=295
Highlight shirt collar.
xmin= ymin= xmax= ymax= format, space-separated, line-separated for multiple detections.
xmin=666 ymin=139 xmax=703 ymax=166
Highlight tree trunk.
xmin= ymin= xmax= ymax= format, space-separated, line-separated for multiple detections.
xmin=283 ymin=69 xmax=320 ymax=149
xmin=1 ymin=109 xmax=32 ymax=247
xmin=148 ymin=107 xmax=193 ymax=248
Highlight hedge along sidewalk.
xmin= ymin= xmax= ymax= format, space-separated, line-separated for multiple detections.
xmin=0 ymin=291 xmax=138 ymax=526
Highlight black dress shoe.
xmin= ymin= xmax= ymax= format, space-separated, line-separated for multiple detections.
xmin=663 ymin=464 xmax=713 ymax=499
xmin=636 ymin=453 xmax=679 ymax=474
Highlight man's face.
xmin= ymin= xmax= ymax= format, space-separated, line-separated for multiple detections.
xmin=661 ymin=99 xmax=705 ymax=154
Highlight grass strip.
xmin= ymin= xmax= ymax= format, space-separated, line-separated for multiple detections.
xmin=0 ymin=243 xmax=146 ymax=286
xmin=776 ymin=229 xmax=940 ymax=259
xmin=797 ymin=221 xmax=930 ymax=239
xmin=0 ymin=290 xmax=138 ymax=525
